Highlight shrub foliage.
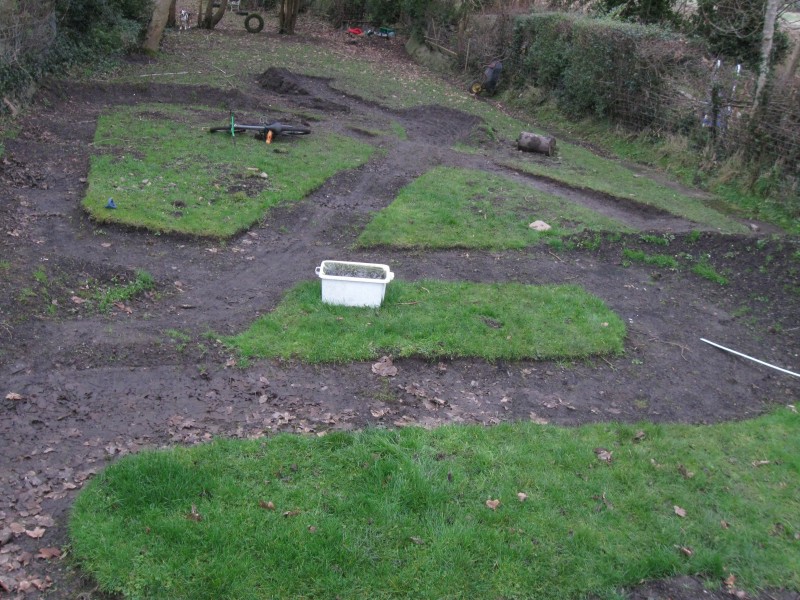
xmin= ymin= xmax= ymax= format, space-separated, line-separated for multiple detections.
xmin=508 ymin=13 xmax=693 ymax=123
xmin=0 ymin=0 xmax=152 ymax=109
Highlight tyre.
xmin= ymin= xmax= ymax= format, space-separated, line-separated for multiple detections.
xmin=265 ymin=123 xmax=311 ymax=136
xmin=277 ymin=126 xmax=310 ymax=135
xmin=244 ymin=13 xmax=264 ymax=33
xmin=209 ymin=126 xmax=248 ymax=134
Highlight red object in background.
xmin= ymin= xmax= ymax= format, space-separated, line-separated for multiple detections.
xmin=347 ymin=27 xmax=363 ymax=36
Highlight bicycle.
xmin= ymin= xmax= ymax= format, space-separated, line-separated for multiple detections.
xmin=209 ymin=112 xmax=311 ymax=143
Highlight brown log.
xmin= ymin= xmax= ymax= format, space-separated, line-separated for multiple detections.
xmin=517 ymin=132 xmax=556 ymax=156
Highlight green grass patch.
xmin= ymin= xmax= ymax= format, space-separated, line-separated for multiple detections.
xmin=622 ymin=249 xmax=680 ymax=269
xmin=228 ymin=279 xmax=625 ymax=363
xmin=82 ymin=105 xmax=374 ymax=237
xmin=639 ymin=233 xmax=673 ymax=246
xmin=501 ymin=150 xmax=747 ymax=234
xmin=357 ymin=167 xmax=630 ymax=249
xmin=691 ymin=258 xmax=729 ymax=286
xmin=95 ymin=269 xmax=155 ymax=311
xmin=69 ymin=408 xmax=800 ymax=599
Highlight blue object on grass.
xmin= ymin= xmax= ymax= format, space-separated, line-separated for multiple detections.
xmin=106 ymin=198 xmax=117 ymax=209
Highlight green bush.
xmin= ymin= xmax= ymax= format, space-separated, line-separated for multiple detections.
xmin=691 ymin=0 xmax=789 ymax=69
xmin=508 ymin=14 xmax=690 ymax=124
xmin=0 ymin=0 xmax=151 ymax=109
xmin=311 ymin=0 xmax=459 ymax=35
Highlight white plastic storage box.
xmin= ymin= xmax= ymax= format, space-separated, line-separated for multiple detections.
xmin=315 ymin=260 xmax=394 ymax=307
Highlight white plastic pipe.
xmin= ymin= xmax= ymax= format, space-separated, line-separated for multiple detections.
xmin=700 ymin=338 xmax=800 ymax=378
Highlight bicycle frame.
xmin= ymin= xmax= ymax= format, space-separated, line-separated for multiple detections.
xmin=211 ymin=112 xmax=310 ymax=144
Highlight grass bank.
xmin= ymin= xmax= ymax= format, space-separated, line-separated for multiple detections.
xmin=357 ymin=166 xmax=630 ymax=249
xmin=70 ymin=408 xmax=800 ymax=599
xmin=83 ymin=104 xmax=374 ymax=237
xmin=228 ymin=280 xmax=626 ymax=363
xmin=100 ymin=20 xmax=753 ymax=233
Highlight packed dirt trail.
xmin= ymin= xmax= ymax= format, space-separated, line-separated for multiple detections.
xmin=0 ymin=21 xmax=799 ymax=600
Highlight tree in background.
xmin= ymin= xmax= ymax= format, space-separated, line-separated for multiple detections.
xmin=279 ymin=0 xmax=301 ymax=33
xmin=600 ymin=0 xmax=676 ymax=23
xmin=143 ymin=0 xmax=171 ymax=51
xmin=199 ymin=0 xmax=229 ymax=29
xmin=754 ymin=0 xmax=781 ymax=109
xmin=692 ymin=0 xmax=789 ymax=68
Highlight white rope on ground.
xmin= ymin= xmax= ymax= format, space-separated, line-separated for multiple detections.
xmin=700 ymin=338 xmax=800 ymax=378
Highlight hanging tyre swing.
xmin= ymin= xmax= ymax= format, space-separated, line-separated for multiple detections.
xmin=244 ymin=13 xmax=264 ymax=33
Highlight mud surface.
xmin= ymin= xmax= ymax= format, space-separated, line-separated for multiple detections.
xmin=0 ymin=24 xmax=799 ymax=600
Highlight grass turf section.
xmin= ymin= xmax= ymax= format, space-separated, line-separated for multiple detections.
xmin=357 ymin=166 xmax=630 ymax=249
xmin=69 ymin=409 xmax=800 ymax=600
xmin=82 ymin=104 xmax=374 ymax=237
xmin=498 ymin=153 xmax=747 ymax=234
xmin=103 ymin=25 xmax=754 ymax=233
xmin=227 ymin=280 xmax=625 ymax=363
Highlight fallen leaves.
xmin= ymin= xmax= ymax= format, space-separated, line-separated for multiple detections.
xmin=679 ymin=546 xmax=693 ymax=557
xmin=593 ymin=492 xmax=614 ymax=512
xmin=15 ymin=576 xmax=52 ymax=592
xmin=5 ymin=392 xmax=24 ymax=401
xmin=677 ymin=464 xmax=694 ymax=479
xmin=751 ymin=460 xmax=771 ymax=467
xmin=517 ymin=492 xmax=528 ymax=502
xmin=723 ymin=573 xmax=747 ymax=598
xmin=36 ymin=547 xmax=61 ymax=560
xmin=593 ymin=448 xmax=613 ymax=463
xmin=528 ymin=412 xmax=548 ymax=425
xmin=409 ymin=536 xmax=425 ymax=545
xmin=185 ymin=504 xmax=203 ymax=522
xmin=724 ymin=573 xmax=736 ymax=590
xmin=282 ymin=510 xmax=301 ymax=518
xmin=485 ymin=498 xmax=501 ymax=511
xmin=259 ymin=500 xmax=275 ymax=511
xmin=673 ymin=505 xmax=687 ymax=518
xmin=25 ymin=527 xmax=46 ymax=539
xmin=371 ymin=355 xmax=398 ymax=377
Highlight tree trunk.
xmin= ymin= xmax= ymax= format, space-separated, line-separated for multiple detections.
xmin=279 ymin=0 xmax=300 ymax=34
xmin=210 ymin=0 xmax=228 ymax=28
xmin=753 ymin=0 xmax=780 ymax=110
xmin=143 ymin=0 xmax=173 ymax=53
xmin=200 ymin=0 xmax=228 ymax=29
xmin=167 ymin=0 xmax=176 ymax=28
xmin=517 ymin=132 xmax=557 ymax=156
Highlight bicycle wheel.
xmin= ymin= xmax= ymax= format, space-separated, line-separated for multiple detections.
xmin=209 ymin=126 xmax=248 ymax=134
xmin=244 ymin=13 xmax=264 ymax=33
xmin=266 ymin=122 xmax=311 ymax=136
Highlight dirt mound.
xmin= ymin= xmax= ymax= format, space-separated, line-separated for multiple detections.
xmin=396 ymin=104 xmax=482 ymax=142
xmin=257 ymin=67 xmax=311 ymax=96
xmin=257 ymin=67 xmax=350 ymax=112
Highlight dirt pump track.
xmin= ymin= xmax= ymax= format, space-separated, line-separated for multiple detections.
xmin=0 ymin=27 xmax=799 ymax=600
